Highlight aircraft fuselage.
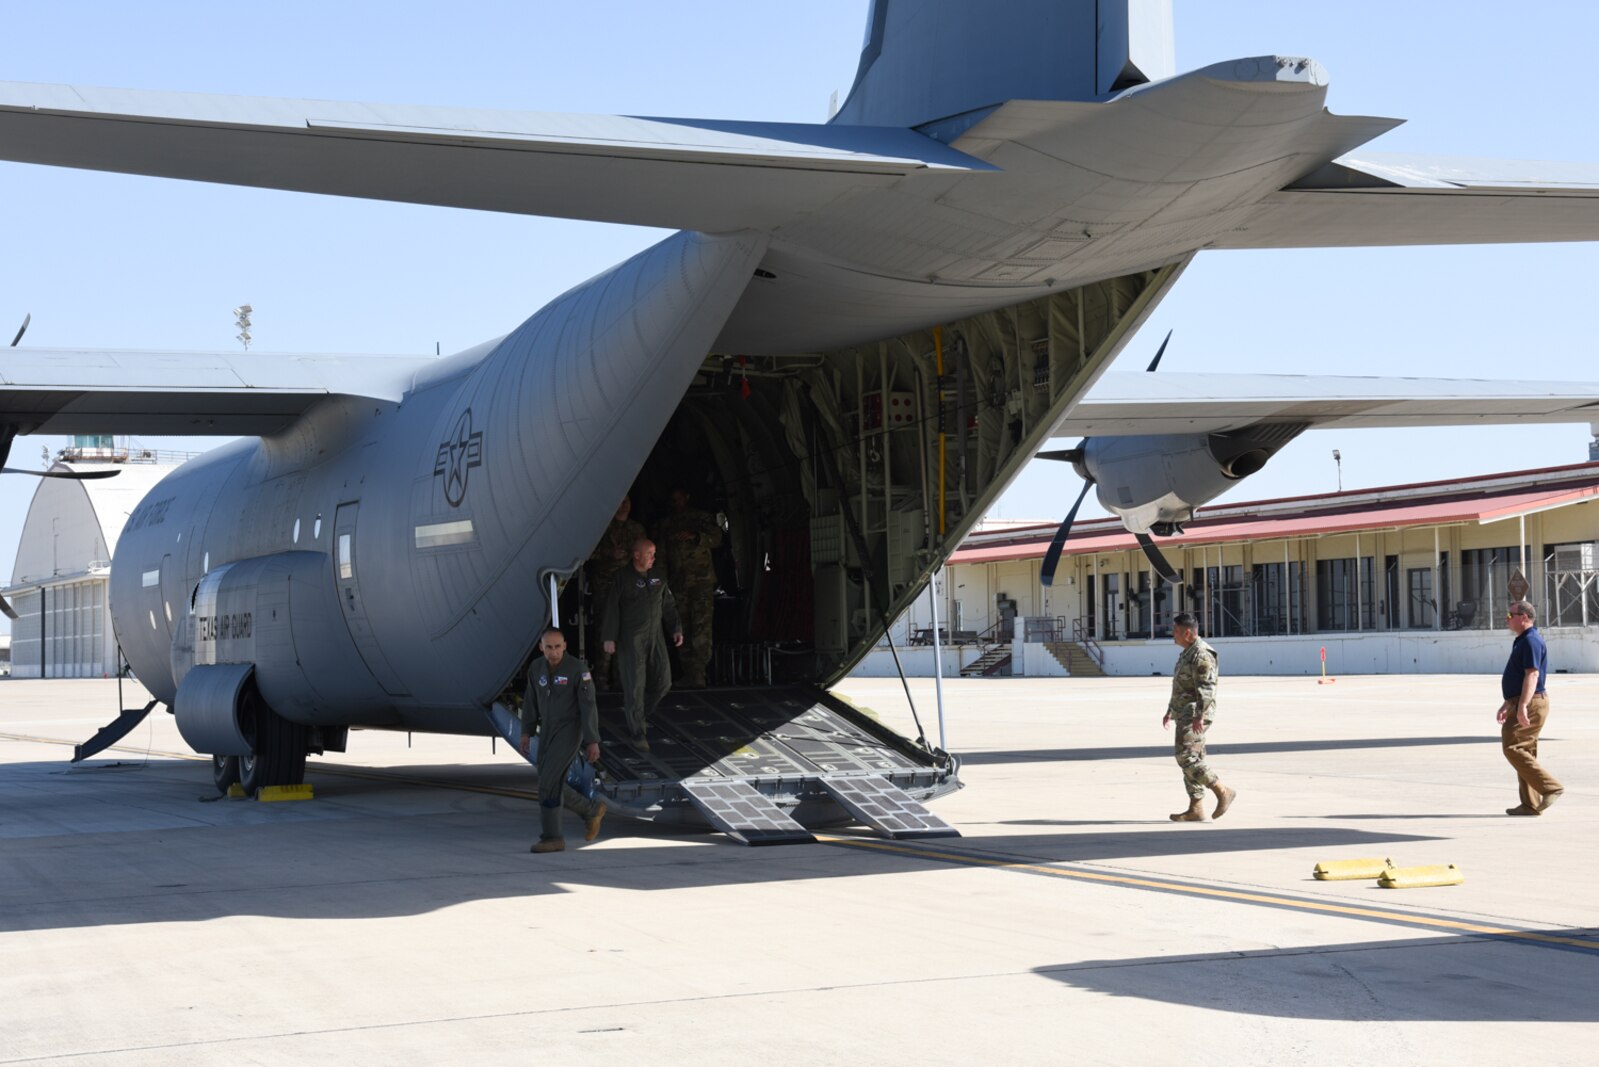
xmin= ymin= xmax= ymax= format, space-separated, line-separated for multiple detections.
xmin=110 ymin=231 xmax=768 ymax=735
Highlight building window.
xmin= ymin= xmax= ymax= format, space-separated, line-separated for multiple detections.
xmin=1543 ymin=541 xmax=1599 ymax=627
xmin=1100 ymin=573 xmax=1120 ymax=640
xmin=1250 ymin=561 xmax=1304 ymax=636
xmin=1203 ymin=565 xmax=1246 ymax=637
xmin=1407 ymin=568 xmax=1435 ymax=628
xmin=1460 ymin=545 xmax=1528 ymax=629
xmin=1316 ymin=557 xmax=1374 ymax=631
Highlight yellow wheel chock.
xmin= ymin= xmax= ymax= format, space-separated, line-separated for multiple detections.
xmin=1378 ymin=864 xmax=1463 ymax=889
xmin=1312 ymin=857 xmax=1392 ymax=881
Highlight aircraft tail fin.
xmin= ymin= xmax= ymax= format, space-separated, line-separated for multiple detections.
xmin=831 ymin=0 xmax=1174 ymax=134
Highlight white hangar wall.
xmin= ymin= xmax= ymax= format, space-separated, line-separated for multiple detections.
xmin=5 ymin=457 xmax=182 ymax=679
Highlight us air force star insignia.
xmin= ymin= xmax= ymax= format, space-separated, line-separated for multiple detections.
xmin=433 ymin=409 xmax=484 ymax=507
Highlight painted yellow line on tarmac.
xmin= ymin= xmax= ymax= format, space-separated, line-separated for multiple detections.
xmin=817 ymin=835 xmax=1599 ymax=954
xmin=12 ymin=729 xmax=1596 ymax=952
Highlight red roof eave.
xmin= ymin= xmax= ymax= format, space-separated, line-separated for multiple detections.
xmin=947 ymin=486 xmax=1599 ymax=566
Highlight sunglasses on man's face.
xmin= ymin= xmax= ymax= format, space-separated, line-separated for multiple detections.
xmin=1506 ymin=612 xmax=1528 ymax=619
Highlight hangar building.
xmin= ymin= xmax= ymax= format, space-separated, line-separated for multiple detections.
xmin=3 ymin=438 xmax=192 ymax=678
xmin=858 ymin=461 xmax=1599 ymax=678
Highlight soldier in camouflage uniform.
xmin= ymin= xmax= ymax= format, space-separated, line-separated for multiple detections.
xmin=602 ymin=539 xmax=683 ymax=750
xmin=654 ymin=488 xmax=723 ymax=687
xmin=1162 ymin=612 xmax=1236 ymax=822
xmin=587 ymin=496 xmax=646 ymax=688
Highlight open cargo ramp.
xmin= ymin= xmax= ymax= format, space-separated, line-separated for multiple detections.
xmin=593 ymin=685 xmax=960 ymax=845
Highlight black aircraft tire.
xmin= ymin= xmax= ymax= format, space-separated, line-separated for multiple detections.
xmin=212 ymin=755 xmax=240 ymax=795
xmin=238 ymin=692 xmax=310 ymax=795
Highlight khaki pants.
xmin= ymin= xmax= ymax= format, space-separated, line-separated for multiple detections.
xmin=1502 ymin=692 xmax=1561 ymax=807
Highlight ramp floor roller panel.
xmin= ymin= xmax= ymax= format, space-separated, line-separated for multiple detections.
xmin=678 ymin=779 xmax=815 ymax=846
xmin=818 ymin=775 xmax=961 ymax=839
xmin=596 ymin=686 xmax=933 ymax=783
xmin=591 ymin=685 xmax=961 ymax=836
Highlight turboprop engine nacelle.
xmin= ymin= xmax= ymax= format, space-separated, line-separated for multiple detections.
xmin=1081 ymin=423 xmax=1306 ymax=534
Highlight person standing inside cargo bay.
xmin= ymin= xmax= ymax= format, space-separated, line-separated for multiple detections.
xmin=520 ymin=626 xmax=605 ymax=853
xmin=602 ymin=538 xmax=683 ymax=751
xmin=655 ymin=487 xmax=723 ymax=687
xmin=1498 ymin=600 xmax=1563 ymax=816
xmin=1163 ymin=612 xmax=1236 ymax=822
xmin=586 ymin=495 xmax=646 ymax=689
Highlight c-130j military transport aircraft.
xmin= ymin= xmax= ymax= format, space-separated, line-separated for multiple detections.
xmin=4 ymin=1 xmax=1599 ymax=844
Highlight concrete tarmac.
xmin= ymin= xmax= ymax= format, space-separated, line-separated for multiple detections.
xmin=2 ymin=672 xmax=1596 ymax=1065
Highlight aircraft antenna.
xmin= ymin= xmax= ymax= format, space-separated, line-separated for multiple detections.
xmin=233 ymin=304 xmax=253 ymax=351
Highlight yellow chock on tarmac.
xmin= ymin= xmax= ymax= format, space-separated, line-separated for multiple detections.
xmin=1313 ymin=857 xmax=1393 ymax=880
xmin=257 ymin=783 xmax=315 ymax=803
xmin=1378 ymin=864 xmax=1463 ymax=889
xmin=226 ymin=783 xmax=247 ymax=799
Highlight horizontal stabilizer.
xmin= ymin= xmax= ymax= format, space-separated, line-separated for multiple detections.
xmin=1 ymin=346 xmax=435 ymax=435
xmin=1217 ymin=152 xmax=1599 ymax=248
xmin=0 ymin=81 xmax=988 ymax=232
xmin=1057 ymin=372 xmax=1599 ymax=437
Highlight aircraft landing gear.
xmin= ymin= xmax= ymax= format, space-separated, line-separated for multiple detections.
xmin=212 ymin=755 xmax=240 ymax=793
xmin=232 ymin=687 xmax=309 ymax=795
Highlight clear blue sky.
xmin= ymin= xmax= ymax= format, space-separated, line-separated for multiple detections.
xmin=4 ymin=2 xmax=1597 ymax=634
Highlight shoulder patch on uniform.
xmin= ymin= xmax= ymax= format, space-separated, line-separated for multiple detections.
xmin=581 ymin=671 xmax=592 ymax=681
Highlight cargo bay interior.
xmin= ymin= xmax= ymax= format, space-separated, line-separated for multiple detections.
xmin=556 ymin=263 xmax=1181 ymax=692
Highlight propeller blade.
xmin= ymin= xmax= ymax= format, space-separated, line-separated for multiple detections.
xmin=1039 ymin=479 xmax=1093 ymax=587
xmin=1144 ymin=328 xmax=1173 ymax=373
xmin=0 ymin=593 xmax=16 ymax=621
xmin=1034 ymin=447 xmax=1082 ymax=463
xmin=1135 ymin=531 xmax=1181 ymax=584
xmin=10 ymin=313 xmax=29 ymax=347
xmin=1 ymin=466 xmax=121 ymax=480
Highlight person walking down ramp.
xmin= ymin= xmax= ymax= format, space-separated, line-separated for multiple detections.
xmin=520 ymin=627 xmax=605 ymax=853
xmin=586 ymin=495 xmax=646 ymax=689
xmin=601 ymin=539 xmax=683 ymax=752
xmin=1163 ymin=612 xmax=1236 ymax=823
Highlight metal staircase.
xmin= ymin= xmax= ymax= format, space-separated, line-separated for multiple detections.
xmin=1044 ymin=640 xmax=1106 ymax=677
xmin=958 ymin=644 xmax=1012 ymax=677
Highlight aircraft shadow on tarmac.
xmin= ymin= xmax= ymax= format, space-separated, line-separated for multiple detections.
xmin=0 ymin=757 xmax=1444 ymax=935
xmin=959 ymin=735 xmax=1492 ymax=765
xmin=1035 ymin=934 xmax=1599 ymax=1022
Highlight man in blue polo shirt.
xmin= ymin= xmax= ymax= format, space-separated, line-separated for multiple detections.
xmin=1497 ymin=600 xmax=1563 ymax=816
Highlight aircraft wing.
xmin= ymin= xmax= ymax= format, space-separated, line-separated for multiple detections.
xmin=1056 ymin=372 xmax=1599 ymax=436
xmin=0 ymin=347 xmax=435 ymax=435
xmin=1216 ymin=153 xmax=1599 ymax=248
xmin=0 ymin=82 xmax=990 ymax=233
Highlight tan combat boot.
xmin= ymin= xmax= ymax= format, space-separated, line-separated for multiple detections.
xmin=584 ymin=800 xmax=607 ymax=842
xmin=1210 ymin=782 xmax=1237 ymax=820
xmin=531 ymin=805 xmax=565 ymax=851
xmin=1169 ymin=798 xmax=1205 ymax=822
